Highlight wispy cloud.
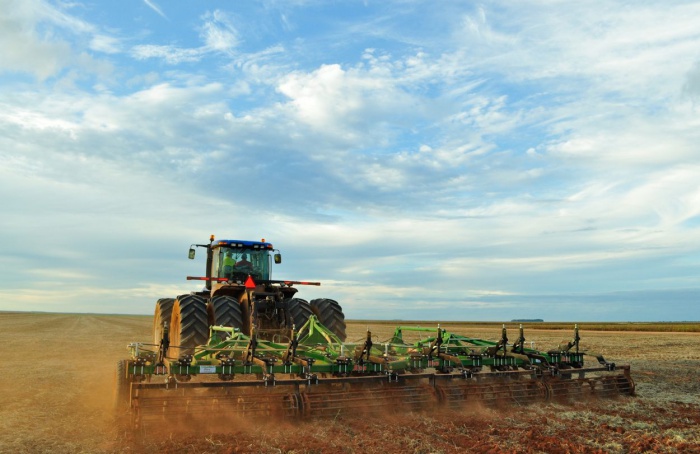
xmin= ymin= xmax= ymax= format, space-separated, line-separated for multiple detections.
xmin=130 ymin=10 xmax=240 ymax=63
xmin=131 ymin=44 xmax=202 ymax=63
xmin=143 ymin=0 xmax=167 ymax=19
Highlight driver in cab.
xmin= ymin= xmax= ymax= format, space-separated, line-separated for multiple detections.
xmin=222 ymin=251 xmax=236 ymax=278
xmin=236 ymin=253 xmax=252 ymax=269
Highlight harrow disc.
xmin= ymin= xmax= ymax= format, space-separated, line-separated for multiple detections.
xmin=435 ymin=378 xmax=548 ymax=408
xmin=132 ymin=384 xmax=301 ymax=429
xmin=546 ymin=378 xmax=593 ymax=401
xmin=114 ymin=360 xmax=131 ymax=410
xmin=615 ymin=373 xmax=636 ymax=395
xmin=299 ymin=381 xmax=437 ymax=418
xmin=545 ymin=371 xmax=635 ymax=401
xmin=591 ymin=374 xmax=635 ymax=397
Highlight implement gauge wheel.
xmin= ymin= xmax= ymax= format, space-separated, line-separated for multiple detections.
xmin=170 ymin=294 xmax=209 ymax=356
xmin=207 ymin=295 xmax=244 ymax=341
xmin=153 ymin=297 xmax=174 ymax=346
xmin=310 ymin=298 xmax=347 ymax=341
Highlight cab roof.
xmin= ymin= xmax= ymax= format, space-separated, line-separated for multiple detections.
xmin=212 ymin=239 xmax=274 ymax=250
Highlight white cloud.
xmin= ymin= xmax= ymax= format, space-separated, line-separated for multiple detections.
xmin=683 ymin=60 xmax=700 ymax=101
xmin=1 ymin=1 xmax=699 ymax=321
xmin=0 ymin=0 xmax=73 ymax=79
xmin=89 ymin=34 xmax=121 ymax=54
xmin=277 ymin=63 xmax=414 ymax=139
xmin=0 ymin=0 xmax=122 ymax=81
xmin=201 ymin=10 xmax=238 ymax=52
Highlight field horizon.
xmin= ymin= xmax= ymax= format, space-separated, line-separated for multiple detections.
xmin=1 ymin=310 xmax=698 ymax=332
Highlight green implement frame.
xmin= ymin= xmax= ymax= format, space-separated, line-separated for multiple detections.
xmin=117 ymin=318 xmax=634 ymax=429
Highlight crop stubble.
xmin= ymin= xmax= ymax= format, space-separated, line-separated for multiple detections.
xmin=0 ymin=312 xmax=698 ymax=453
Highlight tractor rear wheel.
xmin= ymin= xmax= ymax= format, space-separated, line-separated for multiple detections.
xmin=287 ymin=298 xmax=313 ymax=331
xmin=153 ymin=298 xmax=174 ymax=346
xmin=170 ymin=294 xmax=209 ymax=357
xmin=310 ymin=298 xmax=347 ymax=341
xmin=207 ymin=295 xmax=245 ymax=341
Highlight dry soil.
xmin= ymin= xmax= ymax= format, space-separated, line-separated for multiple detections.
xmin=0 ymin=313 xmax=698 ymax=453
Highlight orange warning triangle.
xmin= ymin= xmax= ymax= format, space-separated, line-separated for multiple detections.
xmin=245 ymin=275 xmax=256 ymax=289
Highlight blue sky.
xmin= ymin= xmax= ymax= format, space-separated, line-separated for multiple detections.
xmin=1 ymin=0 xmax=699 ymax=322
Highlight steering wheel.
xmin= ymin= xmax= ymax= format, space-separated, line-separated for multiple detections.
xmin=234 ymin=263 xmax=253 ymax=273
xmin=229 ymin=271 xmax=248 ymax=282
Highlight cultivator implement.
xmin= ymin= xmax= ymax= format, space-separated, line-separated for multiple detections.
xmin=116 ymin=318 xmax=634 ymax=429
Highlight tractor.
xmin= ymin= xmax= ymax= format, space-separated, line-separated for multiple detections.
xmin=153 ymin=235 xmax=346 ymax=357
xmin=117 ymin=235 xmax=634 ymax=429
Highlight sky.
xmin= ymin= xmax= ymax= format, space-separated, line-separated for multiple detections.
xmin=1 ymin=0 xmax=699 ymax=322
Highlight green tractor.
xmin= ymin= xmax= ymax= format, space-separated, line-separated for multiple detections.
xmin=154 ymin=235 xmax=346 ymax=357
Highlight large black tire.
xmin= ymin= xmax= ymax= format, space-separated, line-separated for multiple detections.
xmin=286 ymin=298 xmax=313 ymax=331
xmin=153 ymin=297 xmax=174 ymax=346
xmin=207 ymin=295 xmax=245 ymax=341
xmin=310 ymin=298 xmax=347 ymax=341
xmin=114 ymin=359 xmax=130 ymax=410
xmin=170 ymin=294 xmax=209 ymax=357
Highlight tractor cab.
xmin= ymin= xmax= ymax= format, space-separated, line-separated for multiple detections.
xmin=210 ymin=239 xmax=278 ymax=284
xmin=188 ymin=236 xmax=283 ymax=297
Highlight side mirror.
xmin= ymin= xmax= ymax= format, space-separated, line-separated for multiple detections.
xmin=188 ymin=247 xmax=196 ymax=259
xmin=274 ymin=253 xmax=282 ymax=264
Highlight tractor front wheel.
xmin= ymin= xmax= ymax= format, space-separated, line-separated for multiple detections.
xmin=286 ymin=298 xmax=313 ymax=331
xmin=310 ymin=298 xmax=347 ymax=341
xmin=207 ymin=295 xmax=245 ymax=341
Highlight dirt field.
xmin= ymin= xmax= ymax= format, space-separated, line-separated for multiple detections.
xmin=0 ymin=312 xmax=698 ymax=454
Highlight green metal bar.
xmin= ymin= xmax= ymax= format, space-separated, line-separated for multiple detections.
xmin=128 ymin=322 xmax=627 ymax=384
